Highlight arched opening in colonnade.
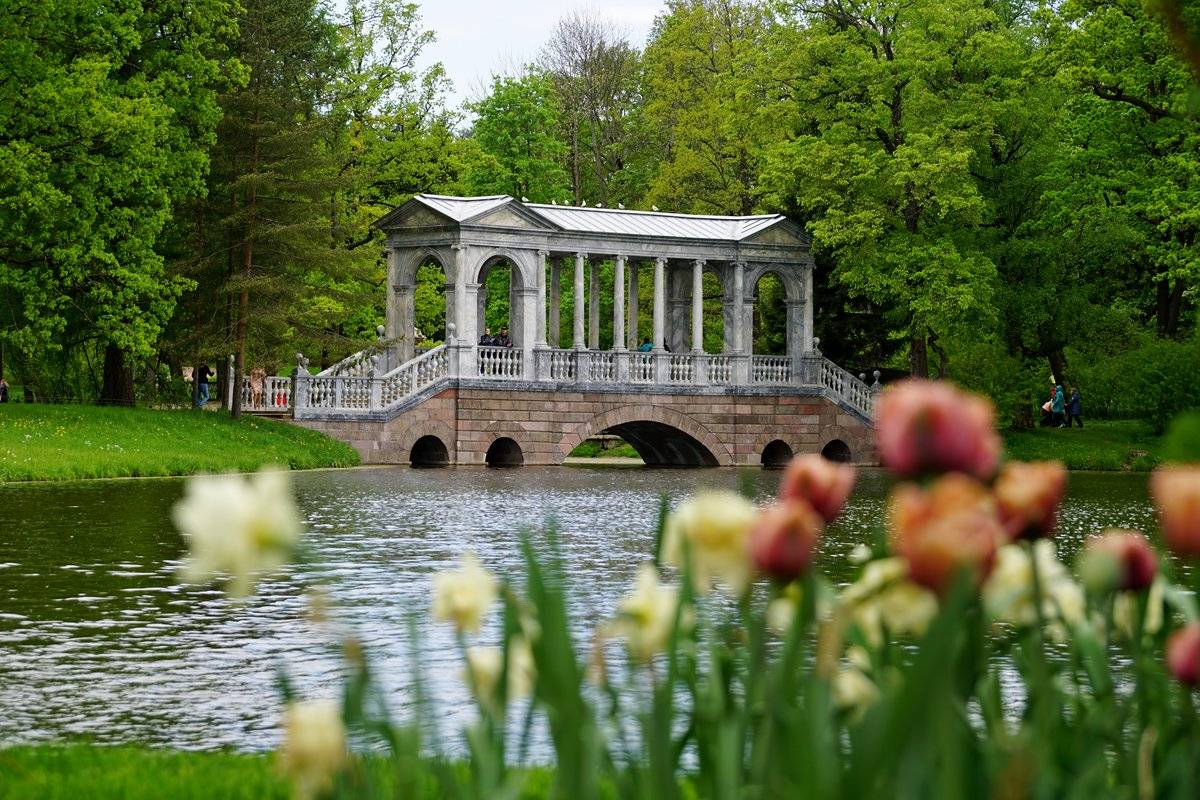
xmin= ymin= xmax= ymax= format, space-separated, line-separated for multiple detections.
xmin=599 ymin=421 xmax=719 ymax=467
xmin=477 ymin=256 xmax=522 ymax=347
xmin=821 ymin=439 xmax=852 ymax=463
xmin=761 ymin=439 xmax=793 ymax=469
xmin=486 ymin=437 xmax=524 ymax=467
xmin=413 ymin=260 xmax=446 ymax=345
xmin=410 ymin=435 xmax=449 ymax=467
xmin=752 ymin=271 xmax=789 ymax=356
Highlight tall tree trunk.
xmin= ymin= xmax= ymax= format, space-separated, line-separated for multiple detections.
xmin=909 ymin=334 xmax=929 ymax=378
xmin=1047 ymin=349 xmax=1069 ymax=387
xmin=232 ymin=113 xmax=260 ymax=420
xmin=1166 ymin=278 xmax=1184 ymax=337
xmin=928 ymin=331 xmax=948 ymax=378
xmin=100 ymin=344 xmax=135 ymax=406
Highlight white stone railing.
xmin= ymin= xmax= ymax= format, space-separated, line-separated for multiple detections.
xmin=820 ymin=357 xmax=875 ymax=418
xmin=752 ymin=355 xmax=792 ymax=384
xmin=478 ymin=346 xmax=522 ymax=379
xmin=293 ymin=343 xmax=878 ymax=421
xmin=240 ymin=376 xmax=292 ymax=412
xmin=316 ymin=348 xmax=373 ymax=377
xmin=380 ymin=345 xmax=448 ymax=407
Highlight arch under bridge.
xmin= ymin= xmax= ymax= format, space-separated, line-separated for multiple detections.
xmin=259 ymin=194 xmax=878 ymax=467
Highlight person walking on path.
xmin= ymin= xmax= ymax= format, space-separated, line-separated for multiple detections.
xmin=1067 ymin=387 xmax=1083 ymax=428
xmin=1052 ymin=383 xmax=1065 ymax=428
xmin=195 ymin=363 xmax=213 ymax=409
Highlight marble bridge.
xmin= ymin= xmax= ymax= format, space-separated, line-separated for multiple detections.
xmin=258 ymin=194 xmax=878 ymax=467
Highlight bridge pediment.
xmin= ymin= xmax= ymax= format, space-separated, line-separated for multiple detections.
xmin=739 ymin=217 xmax=810 ymax=248
xmin=466 ymin=203 xmax=558 ymax=231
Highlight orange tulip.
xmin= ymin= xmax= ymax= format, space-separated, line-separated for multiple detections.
xmin=779 ymin=454 xmax=857 ymax=523
xmin=749 ymin=501 xmax=824 ymax=582
xmin=1167 ymin=623 xmax=1200 ymax=686
xmin=1149 ymin=466 xmax=1200 ymax=558
xmin=994 ymin=461 xmax=1068 ymax=541
xmin=889 ymin=474 xmax=1003 ymax=593
xmin=875 ymin=379 xmax=1002 ymax=480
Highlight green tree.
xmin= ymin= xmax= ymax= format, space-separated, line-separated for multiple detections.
xmin=0 ymin=0 xmax=235 ymax=401
xmin=467 ymin=71 xmax=571 ymax=201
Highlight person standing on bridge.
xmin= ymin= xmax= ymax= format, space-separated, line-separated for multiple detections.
xmin=638 ymin=338 xmax=653 ymax=352
xmin=496 ymin=327 xmax=512 ymax=348
xmin=479 ymin=327 xmax=495 ymax=346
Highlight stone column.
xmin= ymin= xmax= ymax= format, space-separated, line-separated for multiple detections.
xmin=394 ymin=283 xmax=415 ymax=363
xmin=732 ymin=261 xmax=745 ymax=353
xmin=588 ymin=258 xmax=600 ymax=349
xmin=549 ymin=256 xmax=561 ymax=348
xmin=451 ymin=244 xmax=468 ymax=344
xmin=803 ymin=262 xmax=815 ymax=352
xmin=516 ymin=285 xmax=538 ymax=380
xmin=573 ymin=252 xmax=587 ymax=349
xmin=535 ymin=250 xmax=549 ymax=348
xmin=627 ymin=259 xmax=639 ymax=349
xmin=384 ymin=248 xmax=400 ymax=338
xmin=613 ymin=254 xmax=626 ymax=351
xmin=652 ymin=256 xmax=666 ymax=351
xmin=691 ymin=258 xmax=705 ymax=352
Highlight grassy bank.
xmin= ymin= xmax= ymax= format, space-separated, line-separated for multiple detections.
xmin=1001 ymin=419 xmax=1162 ymax=471
xmin=0 ymin=746 xmax=558 ymax=800
xmin=0 ymin=404 xmax=359 ymax=482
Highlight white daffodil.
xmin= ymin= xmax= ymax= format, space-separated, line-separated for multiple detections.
xmin=278 ymin=698 xmax=348 ymax=800
xmin=464 ymin=636 xmax=535 ymax=707
xmin=432 ymin=551 xmax=498 ymax=634
xmin=172 ymin=467 xmax=302 ymax=597
xmin=832 ymin=667 xmax=879 ymax=717
xmin=839 ymin=557 xmax=939 ymax=647
xmin=613 ymin=563 xmax=688 ymax=661
xmin=662 ymin=491 xmax=758 ymax=595
xmin=1113 ymin=577 xmax=1166 ymax=640
xmin=983 ymin=541 xmax=1085 ymax=639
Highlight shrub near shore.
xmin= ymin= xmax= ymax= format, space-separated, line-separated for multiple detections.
xmin=0 ymin=404 xmax=359 ymax=482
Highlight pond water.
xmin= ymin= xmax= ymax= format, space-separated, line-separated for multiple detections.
xmin=0 ymin=466 xmax=1157 ymax=753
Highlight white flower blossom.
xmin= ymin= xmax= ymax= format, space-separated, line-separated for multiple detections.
xmin=172 ymin=467 xmax=301 ymax=597
xmin=613 ymin=563 xmax=688 ymax=661
xmin=432 ymin=552 xmax=498 ymax=634
xmin=662 ymin=491 xmax=758 ymax=595
xmin=983 ymin=541 xmax=1084 ymax=640
xmin=278 ymin=698 xmax=348 ymax=800
xmin=465 ymin=637 xmax=535 ymax=707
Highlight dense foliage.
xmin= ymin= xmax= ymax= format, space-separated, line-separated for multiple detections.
xmin=1 ymin=0 xmax=1198 ymax=424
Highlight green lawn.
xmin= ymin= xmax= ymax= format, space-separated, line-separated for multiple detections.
xmin=1002 ymin=419 xmax=1162 ymax=471
xmin=0 ymin=404 xmax=359 ymax=482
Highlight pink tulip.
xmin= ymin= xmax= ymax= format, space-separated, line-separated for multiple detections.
xmin=1149 ymin=466 xmax=1200 ymax=559
xmin=1082 ymin=531 xmax=1158 ymax=592
xmin=749 ymin=501 xmax=824 ymax=582
xmin=889 ymin=474 xmax=1003 ymax=593
xmin=994 ymin=461 xmax=1068 ymax=541
xmin=1167 ymin=623 xmax=1200 ymax=686
xmin=779 ymin=454 xmax=857 ymax=523
xmin=875 ymin=379 xmax=1002 ymax=480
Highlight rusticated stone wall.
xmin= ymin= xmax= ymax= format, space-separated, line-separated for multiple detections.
xmin=295 ymin=384 xmax=874 ymax=467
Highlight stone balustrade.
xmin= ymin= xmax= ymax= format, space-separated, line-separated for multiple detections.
xmin=239 ymin=375 xmax=293 ymax=412
xmin=273 ymin=343 xmax=879 ymax=421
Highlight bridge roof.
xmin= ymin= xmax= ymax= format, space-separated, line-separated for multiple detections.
xmin=384 ymin=194 xmax=803 ymax=245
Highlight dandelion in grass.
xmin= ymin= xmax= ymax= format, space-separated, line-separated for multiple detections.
xmin=662 ymin=490 xmax=757 ymax=595
xmin=432 ymin=551 xmax=498 ymax=634
xmin=278 ymin=698 xmax=348 ymax=800
xmin=172 ymin=467 xmax=301 ymax=597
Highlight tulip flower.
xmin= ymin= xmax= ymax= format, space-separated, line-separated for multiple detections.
xmin=663 ymin=490 xmax=758 ymax=595
xmin=278 ymin=699 xmax=348 ymax=800
xmin=875 ymin=379 xmax=1002 ymax=480
xmin=889 ymin=474 xmax=1003 ymax=593
xmin=749 ymin=501 xmax=825 ymax=582
xmin=1078 ymin=530 xmax=1158 ymax=593
xmin=779 ymin=454 xmax=857 ymax=522
xmin=173 ymin=467 xmax=302 ymax=597
xmin=1167 ymin=623 xmax=1200 ymax=686
xmin=1149 ymin=466 xmax=1200 ymax=558
xmin=432 ymin=552 xmax=498 ymax=634
xmin=994 ymin=461 xmax=1067 ymax=541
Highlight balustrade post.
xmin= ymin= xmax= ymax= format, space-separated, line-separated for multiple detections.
xmin=534 ymin=348 xmax=552 ymax=381
xmin=615 ymin=350 xmax=630 ymax=383
xmin=693 ymin=353 xmax=709 ymax=386
xmin=654 ymin=351 xmax=669 ymax=383
xmin=369 ymin=377 xmax=382 ymax=410
xmin=800 ymin=342 xmax=823 ymax=386
xmin=334 ymin=377 xmax=344 ymax=409
xmin=732 ymin=353 xmax=751 ymax=386
xmin=576 ymin=349 xmax=592 ymax=384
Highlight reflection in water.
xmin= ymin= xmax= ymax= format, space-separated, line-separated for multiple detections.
xmin=0 ymin=467 xmax=1154 ymax=751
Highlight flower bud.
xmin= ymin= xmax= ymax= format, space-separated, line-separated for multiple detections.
xmin=994 ymin=461 xmax=1067 ymax=541
xmin=779 ymin=454 xmax=857 ymax=523
xmin=1149 ymin=466 xmax=1200 ymax=558
xmin=889 ymin=474 xmax=1002 ymax=593
xmin=1079 ymin=530 xmax=1158 ymax=593
xmin=876 ymin=379 xmax=1001 ymax=480
xmin=749 ymin=501 xmax=824 ymax=582
xmin=1167 ymin=622 xmax=1200 ymax=687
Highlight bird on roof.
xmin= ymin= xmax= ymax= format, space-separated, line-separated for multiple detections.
xmin=595 ymin=202 xmax=603 ymax=207
xmin=651 ymin=205 xmax=659 ymax=212
xmin=551 ymin=199 xmax=557 ymax=205
xmin=617 ymin=203 xmax=625 ymax=209
xmin=521 ymin=196 xmax=528 ymax=202
xmin=579 ymin=200 xmax=587 ymax=207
